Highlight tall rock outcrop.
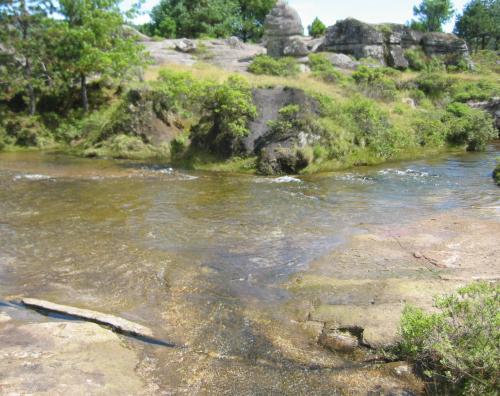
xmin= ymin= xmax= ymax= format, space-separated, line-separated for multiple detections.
xmin=264 ymin=1 xmax=308 ymax=57
xmin=322 ymin=18 xmax=470 ymax=69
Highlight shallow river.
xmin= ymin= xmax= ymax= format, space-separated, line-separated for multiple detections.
xmin=0 ymin=146 xmax=499 ymax=394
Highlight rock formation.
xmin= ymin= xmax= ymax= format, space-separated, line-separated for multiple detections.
xmin=246 ymin=87 xmax=321 ymax=175
xmin=322 ymin=18 xmax=471 ymax=69
xmin=264 ymin=1 xmax=307 ymax=57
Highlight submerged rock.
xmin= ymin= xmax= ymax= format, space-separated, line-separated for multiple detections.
xmin=318 ymin=325 xmax=362 ymax=352
xmin=22 ymin=298 xmax=154 ymax=338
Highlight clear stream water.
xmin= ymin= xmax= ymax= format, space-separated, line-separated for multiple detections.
xmin=0 ymin=146 xmax=499 ymax=394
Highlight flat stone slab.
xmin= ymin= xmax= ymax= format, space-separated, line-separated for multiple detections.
xmin=22 ymin=298 xmax=154 ymax=338
xmin=0 ymin=315 xmax=147 ymax=395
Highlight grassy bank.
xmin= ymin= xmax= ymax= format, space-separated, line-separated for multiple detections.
xmin=1 ymin=51 xmax=498 ymax=175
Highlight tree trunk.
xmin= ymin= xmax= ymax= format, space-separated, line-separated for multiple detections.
xmin=80 ymin=73 xmax=89 ymax=112
xmin=25 ymin=59 xmax=36 ymax=116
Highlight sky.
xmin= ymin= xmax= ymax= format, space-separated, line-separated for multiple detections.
xmin=130 ymin=0 xmax=470 ymax=33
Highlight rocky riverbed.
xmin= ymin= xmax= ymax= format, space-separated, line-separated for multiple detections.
xmin=0 ymin=149 xmax=498 ymax=394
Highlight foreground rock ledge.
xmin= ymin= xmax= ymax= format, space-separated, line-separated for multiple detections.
xmin=22 ymin=298 xmax=154 ymax=338
xmin=0 ymin=316 xmax=147 ymax=395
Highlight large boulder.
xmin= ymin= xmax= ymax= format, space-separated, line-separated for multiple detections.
xmin=322 ymin=53 xmax=360 ymax=70
xmin=421 ymin=32 xmax=470 ymax=62
xmin=264 ymin=1 xmax=306 ymax=57
xmin=322 ymin=18 xmax=385 ymax=63
xmin=322 ymin=18 xmax=470 ymax=69
xmin=111 ymin=87 xmax=182 ymax=146
xmin=245 ymin=87 xmax=321 ymax=175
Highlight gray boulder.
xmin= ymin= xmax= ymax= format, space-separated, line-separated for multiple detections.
xmin=323 ymin=53 xmax=360 ymax=70
xmin=283 ymin=36 xmax=310 ymax=57
xmin=246 ymin=87 xmax=321 ymax=175
xmin=323 ymin=18 xmax=385 ymax=63
xmin=322 ymin=18 xmax=471 ymax=69
xmin=422 ymin=32 xmax=469 ymax=56
xmin=388 ymin=46 xmax=409 ymax=69
xmin=175 ymin=38 xmax=197 ymax=53
xmin=264 ymin=1 xmax=306 ymax=57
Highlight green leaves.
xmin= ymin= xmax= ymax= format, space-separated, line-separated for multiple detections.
xmin=248 ymin=55 xmax=300 ymax=77
xmin=411 ymin=0 xmax=454 ymax=32
xmin=308 ymin=17 xmax=326 ymax=38
xmin=454 ymin=0 xmax=499 ymax=51
xmin=399 ymin=282 xmax=500 ymax=395
xmin=146 ymin=0 xmax=276 ymax=41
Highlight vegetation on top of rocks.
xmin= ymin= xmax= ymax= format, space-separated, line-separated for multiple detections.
xmin=410 ymin=0 xmax=454 ymax=32
xmin=308 ymin=17 xmax=326 ymax=38
xmin=398 ymin=282 xmax=499 ymax=395
xmin=248 ymin=55 xmax=300 ymax=77
xmin=190 ymin=75 xmax=256 ymax=157
xmin=308 ymin=54 xmax=343 ymax=83
xmin=455 ymin=0 xmax=499 ymax=52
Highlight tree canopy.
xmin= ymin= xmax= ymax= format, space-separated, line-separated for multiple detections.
xmin=454 ymin=0 xmax=499 ymax=51
xmin=143 ymin=0 xmax=276 ymax=41
xmin=0 ymin=0 xmax=146 ymax=113
xmin=410 ymin=0 xmax=454 ymax=32
xmin=308 ymin=17 xmax=326 ymax=38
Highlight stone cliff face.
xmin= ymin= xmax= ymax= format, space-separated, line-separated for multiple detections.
xmin=322 ymin=18 xmax=470 ymax=69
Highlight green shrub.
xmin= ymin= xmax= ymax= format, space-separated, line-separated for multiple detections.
xmin=248 ymin=55 xmax=300 ymax=77
xmin=451 ymin=80 xmax=499 ymax=103
xmin=344 ymin=96 xmax=395 ymax=157
xmin=472 ymin=50 xmax=500 ymax=74
xmin=4 ymin=115 xmax=54 ymax=148
xmin=405 ymin=48 xmax=427 ymax=71
xmin=170 ymin=132 xmax=189 ymax=159
xmin=493 ymin=161 xmax=500 ymax=186
xmin=191 ymin=75 xmax=256 ymax=157
xmin=308 ymin=54 xmax=342 ymax=83
xmin=352 ymin=66 xmax=399 ymax=101
xmin=409 ymin=89 xmax=427 ymax=105
xmin=106 ymin=134 xmax=149 ymax=157
xmin=424 ymin=57 xmax=447 ymax=73
xmin=445 ymin=102 xmax=496 ymax=151
xmin=399 ymin=282 xmax=499 ymax=395
xmin=156 ymin=69 xmax=210 ymax=114
xmin=308 ymin=17 xmax=326 ymax=38
xmin=415 ymin=72 xmax=454 ymax=99
xmin=411 ymin=110 xmax=448 ymax=147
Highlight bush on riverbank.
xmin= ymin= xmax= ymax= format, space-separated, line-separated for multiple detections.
xmin=399 ymin=282 xmax=499 ymax=395
xmin=494 ymin=161 xmax=500 ymax=186
xmin=1 ymin=48 xmax=498 ymax=174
